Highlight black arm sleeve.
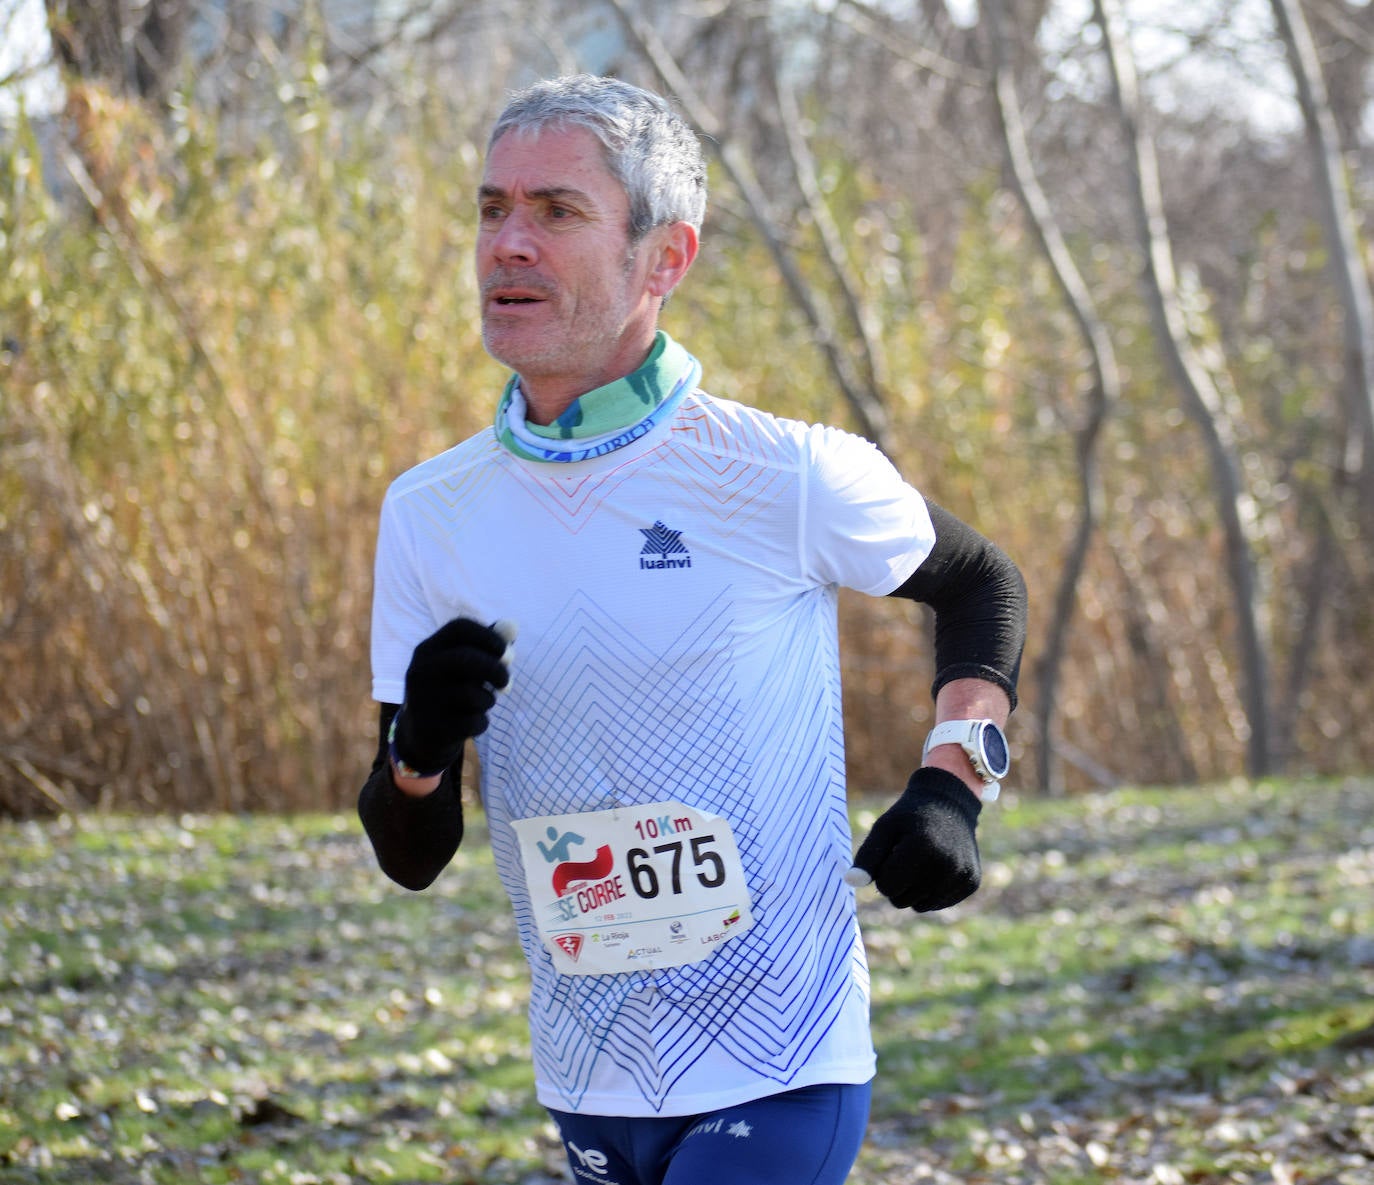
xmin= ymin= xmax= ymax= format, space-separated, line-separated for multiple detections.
xmin=357 ymin=702 xmax=465 ymax=891
xmin=888 ymin=498 xmax=1027 ymax=710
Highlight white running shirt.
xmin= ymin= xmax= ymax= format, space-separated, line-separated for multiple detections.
xmin=371 ymin=389 xmax=935 ymax=1116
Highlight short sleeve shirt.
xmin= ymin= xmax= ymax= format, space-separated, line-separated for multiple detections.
xmin=371 ymin=389 xmax=934 ymax=1116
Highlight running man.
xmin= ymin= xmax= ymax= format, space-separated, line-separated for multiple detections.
xmin=358 ymin=74 xmax=1026 ymax=1185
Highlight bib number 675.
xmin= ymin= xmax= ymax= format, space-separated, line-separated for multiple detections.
xmin=626 ymin=835 xmax=726 ymax=899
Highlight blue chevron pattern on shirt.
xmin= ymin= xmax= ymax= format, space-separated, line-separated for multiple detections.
xmin=477 ymin=588 xmax=861 ymax=1112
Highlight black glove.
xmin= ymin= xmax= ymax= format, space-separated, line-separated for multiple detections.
xmin=851 ymin=766 xmax=983 ymax=912
xmin=390 ymin=618 xmax=513 ymax=775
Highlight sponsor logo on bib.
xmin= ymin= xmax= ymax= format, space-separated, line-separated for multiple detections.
xmin=553 ymin=934 xmax=584 ymax=961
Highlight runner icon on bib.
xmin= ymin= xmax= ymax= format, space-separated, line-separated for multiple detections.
xmin=512 ymin=802 xmax=753 ymax=976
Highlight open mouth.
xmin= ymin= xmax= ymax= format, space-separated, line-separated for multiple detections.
xmin=496 ymin=296 xmax=539 ymax=305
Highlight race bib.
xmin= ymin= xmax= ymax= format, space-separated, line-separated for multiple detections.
xmin=511 ymin=801 xmax=753 ymax=976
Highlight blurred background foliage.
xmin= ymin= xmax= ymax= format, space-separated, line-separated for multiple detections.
xmin=2 ymin=0 xmax=1372 ymax=814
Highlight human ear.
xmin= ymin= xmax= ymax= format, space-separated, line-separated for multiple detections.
xmin=645 ymin=221 xmax=699 ymax=298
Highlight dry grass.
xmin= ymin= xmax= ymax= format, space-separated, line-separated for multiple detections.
xmin=3 ymin=80 xmax=1373 ymax=816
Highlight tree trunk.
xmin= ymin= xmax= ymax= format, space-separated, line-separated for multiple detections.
xmin=1268 ymin=0 xmax=1374 ymax=508
xmin=132 ymin=0 xmax=188 ymax=106
xmin=45 ymin=0 xmax=187 ymax=105
xmin=985 ymin=0 xmax=1118 ymax=793
xmin=765 ymin=36 xmax=887 ymax=396
xmin=46 ymin=0 xmax=126 ymax=91
xmin=1092 ymin=0 xmax=1273 ymax=777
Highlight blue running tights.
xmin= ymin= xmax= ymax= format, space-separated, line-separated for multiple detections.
xmin=548 ymin=1080 xmax=872 ymax=1185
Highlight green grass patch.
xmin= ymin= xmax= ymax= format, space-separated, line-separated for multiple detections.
xmin=3 ymin=778 xmax=1372 ymax=1183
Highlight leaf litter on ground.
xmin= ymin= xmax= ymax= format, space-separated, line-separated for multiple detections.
xmin=1 ymin=777 xmax=1371 ymax=1184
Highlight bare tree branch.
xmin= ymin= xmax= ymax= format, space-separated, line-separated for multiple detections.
xmin=986 ymin=0 xmax=1118 ymax=794
xmin=1093 ymin=0 xmax=1273 ymax=777
xmin=765 ymin=34 xmax=887 ymax=394
xmin=1309 ymin=0 xmax=1374 ymax=54
xmin=605 ymin=0 xmax=895 ymax=453
xmin=1269 ymin=0 xmax=1374 ymax=496
xmin=834 ymin=0 xmax=986 ymax=86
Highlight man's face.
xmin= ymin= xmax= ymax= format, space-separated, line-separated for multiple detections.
xmin=476 ymin=124 xmax=665 ymax=418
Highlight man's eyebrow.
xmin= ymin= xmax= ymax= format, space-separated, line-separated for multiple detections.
xmin=477 ymin=183 xmax=594 ymax=206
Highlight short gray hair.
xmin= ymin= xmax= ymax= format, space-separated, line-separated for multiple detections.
xmin=487 ymin=74 xmax=707 ymax=241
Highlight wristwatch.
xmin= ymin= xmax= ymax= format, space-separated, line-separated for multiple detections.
xmin=922 ymin=718 xmax=1010 ymax=801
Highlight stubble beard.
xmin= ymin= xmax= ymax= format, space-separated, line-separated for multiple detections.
xmin=481 ymin=308 xmax=615 ymax=382
xmin=481 ymin=250 xmax=642 ymax=383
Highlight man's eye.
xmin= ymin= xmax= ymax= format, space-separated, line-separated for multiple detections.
xmin=479 ymin=205 xmax=506 ymax=221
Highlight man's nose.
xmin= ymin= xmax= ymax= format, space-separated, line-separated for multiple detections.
xmin=490 ymin=207 xmax=539 ymax=263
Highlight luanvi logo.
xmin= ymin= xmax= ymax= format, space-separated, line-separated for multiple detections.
xmin=639 ymin=520 xmax=692 ymax=570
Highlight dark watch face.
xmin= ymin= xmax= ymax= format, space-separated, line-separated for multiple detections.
xmin=981 ymin=725 xmax=1010 ymax=778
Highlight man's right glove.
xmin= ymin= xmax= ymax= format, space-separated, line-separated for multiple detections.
xmin=850 ymin=766 xmax=983 ymax=912
xmin=389 ymin=618 xmax=515 ymax=777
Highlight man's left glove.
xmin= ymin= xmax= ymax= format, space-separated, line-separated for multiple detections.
xmin=851 ymin=767 xmax=983 ymax=912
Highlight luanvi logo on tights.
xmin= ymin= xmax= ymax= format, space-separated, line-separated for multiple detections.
xmin=638 ymin=520 xmax=692 ymax=570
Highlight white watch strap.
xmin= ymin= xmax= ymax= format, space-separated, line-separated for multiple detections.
xmin=922 ymin=719 xmax=980 ymax=763
xmin=922 ymin=719 xmax=1002 ymax=802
